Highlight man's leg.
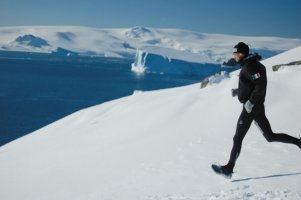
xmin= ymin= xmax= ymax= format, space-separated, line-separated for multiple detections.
xmin=225 ymin=107 xmax=254 ymax=172
xmin=254 ymin=105 xmax=301 ymax=147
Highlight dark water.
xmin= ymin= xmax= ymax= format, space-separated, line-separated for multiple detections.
xmin=0 ymin=57 xmax=204 ymax=146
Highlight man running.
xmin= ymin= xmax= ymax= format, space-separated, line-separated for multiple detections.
xmin=212 ymin=42 xmax=301 ymax=178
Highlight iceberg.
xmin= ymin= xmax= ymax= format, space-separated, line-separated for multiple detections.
xmin=131 ymin=49 xmax=148 ymax=74
xmin=131 ymin=48 xmax=228 ymax=77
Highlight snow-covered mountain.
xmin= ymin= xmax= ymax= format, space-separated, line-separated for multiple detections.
xmin=1 ymin=26 xmax=301 ymax=64
xmin=0 ymin=39 xmax=300 ymax=199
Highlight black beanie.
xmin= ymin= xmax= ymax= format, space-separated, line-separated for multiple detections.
xmin=233 ymin=42 xmax=249 ymax=54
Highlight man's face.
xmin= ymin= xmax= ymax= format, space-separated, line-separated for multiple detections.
xmin=233 ymin=52 xmax=244 ymax=63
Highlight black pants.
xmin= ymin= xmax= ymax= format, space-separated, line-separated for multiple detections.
xmin=228 ymin=103 xmax=300 ymax=167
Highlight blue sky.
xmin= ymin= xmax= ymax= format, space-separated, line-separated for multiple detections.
xmin=1 ymin=0 xmax=300 ymax=38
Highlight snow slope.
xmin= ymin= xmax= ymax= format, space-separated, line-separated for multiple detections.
xmin=1 ymin=26 xmax=301 ymax=63
xmin=0 ymin=42 xmax=300 ymax=199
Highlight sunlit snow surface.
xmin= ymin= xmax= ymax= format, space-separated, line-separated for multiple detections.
xmin=0 ymin=26 xmax=300 ymax=200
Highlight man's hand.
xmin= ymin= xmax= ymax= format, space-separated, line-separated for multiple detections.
xmin=244 ymin=100 xmax=254 ymax=113
xmin=231 ymin=88 xmax=238 ymax=97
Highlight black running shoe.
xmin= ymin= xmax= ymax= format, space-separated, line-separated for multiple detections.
xmin=211 ymin=164 xmax=233 ymax=179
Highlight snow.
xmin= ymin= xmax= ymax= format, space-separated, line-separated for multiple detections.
xmin=0 ymin=34 xmax=301 ymax=199
xmin=1 ymin=26 xmax=301 ymax=63
xmin=263 ymin=46 xmax=301 ymax=68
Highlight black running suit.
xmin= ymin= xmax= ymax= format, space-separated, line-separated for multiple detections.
xmin=227 ymin=54 xmax=300 ymax=168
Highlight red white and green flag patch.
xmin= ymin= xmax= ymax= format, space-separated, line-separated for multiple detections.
xmin=252 ymin=72 xmax=261 ymax=80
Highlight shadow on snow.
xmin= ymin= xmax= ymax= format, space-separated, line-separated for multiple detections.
xmin=231 ymin=172 xmax=301 ymax=183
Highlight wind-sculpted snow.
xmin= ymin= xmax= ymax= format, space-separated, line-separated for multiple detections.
xmin=148 ymin=186 xmax=301 ymax=200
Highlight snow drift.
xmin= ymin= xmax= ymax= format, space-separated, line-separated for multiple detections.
xmin=0 ymin=42 xmax=300 ymax=199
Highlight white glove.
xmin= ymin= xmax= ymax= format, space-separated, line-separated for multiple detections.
xmin=244 ymin=100 xmax=254 ymax=113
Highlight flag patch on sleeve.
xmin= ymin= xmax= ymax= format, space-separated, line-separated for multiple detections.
xmin=252 ymin=72 xmax=261 ymax=80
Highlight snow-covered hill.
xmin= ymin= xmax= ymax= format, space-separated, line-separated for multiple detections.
xmin=0 ymin=40 xmax=300 ymax=199
xmin=1 ymin=26 xmax=301 ymax=63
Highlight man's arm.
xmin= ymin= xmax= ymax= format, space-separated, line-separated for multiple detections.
xmin=249 ymin=70 xmax=266 ymax=104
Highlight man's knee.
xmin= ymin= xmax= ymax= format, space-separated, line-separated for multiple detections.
xmin=263 ymin=133 xmax=274 ymax=142
xmin=233 ymin=134 xmax=243 ymax=143
xmin=254 ymin=121 xmax=274 ymax=142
